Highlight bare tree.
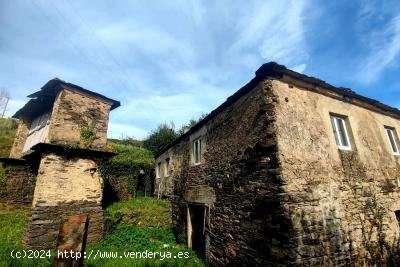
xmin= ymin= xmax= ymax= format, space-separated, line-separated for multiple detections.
xmin=0 ymin=87 xmax=10 ymax=118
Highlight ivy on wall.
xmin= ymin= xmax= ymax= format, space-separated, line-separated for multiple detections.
xmin=99 ymin=142 xmax=155 ymax=206
xmin=80 ymin=121 xmax=97 ymax=148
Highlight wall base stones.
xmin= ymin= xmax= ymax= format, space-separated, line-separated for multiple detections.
xmin=24 ymin=201 xmax=103 ymax=249
xmin=0 ymin=159 xmax=37 ymax=206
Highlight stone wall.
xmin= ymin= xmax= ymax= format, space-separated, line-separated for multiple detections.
xmin=24 ymin=201 xmax=103 ymax=249
xmin=155 ymin=79 xmax=287 ymax=266
xmin=48 ymin=88 xmax=112 ymax=150
xmin=32 ymin=153 xmax=103 ymax=206
xmin=0 ymin=161 xmax=36 ymax=206
xmin=25 ymin=152 xmax=104 ymax=249
xmin=272 ymin=78 xmax=400 ymax=265
xmin=9 ymin=120 xmax=29 ymax=158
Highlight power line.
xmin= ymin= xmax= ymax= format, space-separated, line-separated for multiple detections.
xmin=65 ymin=0 xmax=140 ymax=93
xmin=48 ymin=0 xmax=131 ymax=93
xmin=29 ymin=0 xmax=127 ymax=92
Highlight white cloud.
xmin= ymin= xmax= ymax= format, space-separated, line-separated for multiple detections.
xmin=95 ymin=22 xmax=196 ymax=67
xmin=357 ymin=15 xmax=400 ymax=84
xmin=107 ymin=122 xmax=149 ymax=140
xmin=292 ymin=64 xmax=307 ymax=73
xmin=231 ymin=0 xmax=308 ymax=68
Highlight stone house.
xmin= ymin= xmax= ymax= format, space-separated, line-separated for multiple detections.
xmin=0 ymin=78 xmax=119 ymax=249
xmin=155 ymin=62 xmax=400 ymax=266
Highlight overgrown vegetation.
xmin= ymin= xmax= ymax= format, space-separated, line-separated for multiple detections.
xmin=0 ymin=118 xmax=18 ymax=197
xmin=80 ymin=120 xmax=97 ymax=148
xmin=0 ymin=118 xmax=17 ymax=157
xmin=143 ymin=114 xmax=207 ymax=156
xmin=143 ymin=123 xmax=178 ymax=156
xmin=0 ymin=199 xmax=204 ymax=267
xmin=87 ymin=197 xmax=204 ymax=267
xmin=100 ymin=141 xmax=155 ymax=203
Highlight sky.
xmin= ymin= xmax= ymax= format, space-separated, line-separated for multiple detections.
xmin=1 ymin=0 xmax=400 ymax=140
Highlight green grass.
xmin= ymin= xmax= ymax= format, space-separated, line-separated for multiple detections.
xmin=0 ymin=118 xmax=18 ymax=194
xmin=0 ymin=205 xmax=52 ymax=267
xmin=87 ymin=197 xmax=204 ymax=267
xmin=0 ymin=118 xmax=17 ymax=158
xmin=0 ymin=198 xmax=204 ymax=267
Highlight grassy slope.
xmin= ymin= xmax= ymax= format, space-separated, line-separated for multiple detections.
xmin=0 ymin=118 xmax=17 ymax=157
xmin=87 ymin=197 xmax=203 ymax=266
xmin=0 ymin=198 xmax=204 ymax=267
xmin=0 ymin=118 xmax=18 ymax=197
xmin=0 ymin=205 xmax=52 ymax=266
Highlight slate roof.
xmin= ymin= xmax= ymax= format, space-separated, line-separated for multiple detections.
xmin=13 ymin=78 xmax=120 ymax=121
xmin=156 ymin=62 xmax=400 ymax=157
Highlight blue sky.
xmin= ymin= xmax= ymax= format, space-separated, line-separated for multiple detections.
xmin=1 ymin=0 xmax=400 ymax=139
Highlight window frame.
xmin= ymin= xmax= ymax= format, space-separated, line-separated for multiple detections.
xmin=156 ymin=162 xmax=161 ymax=178
xmin=384 ymin=126 xmax=400 ymax=155
xmin=330 ymin=115 xmax=352 ymax=151
xmin=165 ymin=158 xmax=171 ymax=176
xmin=193 ymin=138 xmax=202 ymax=165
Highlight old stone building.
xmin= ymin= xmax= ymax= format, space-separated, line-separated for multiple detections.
xmin=0 ymin=78 xmax=119 ymax=248
xmin=155 ymin=62 xmax=400 ymax=266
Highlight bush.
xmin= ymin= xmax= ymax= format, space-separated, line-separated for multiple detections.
xmin=100 ymin=141 xmax=155 ymax=205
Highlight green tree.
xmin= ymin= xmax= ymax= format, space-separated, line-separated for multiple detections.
xmin=143 ymin=123 xmax=178 ymax=155
xmin=178 ymin=113 xmax=208 ymax=136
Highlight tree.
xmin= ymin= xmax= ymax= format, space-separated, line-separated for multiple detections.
xmin=178 ymin=113 xmax=208 ymax=135
xmin=143 ymin=122 xmax=179 ymax=155
xmin=0 ymin=88 xmax=10 ymax=118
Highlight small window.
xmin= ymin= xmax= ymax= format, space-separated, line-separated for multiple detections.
xmin=330 ymin=115 xmax=352 ymax=150
xmin=165 ymin=158 xmax=171 ymax=176
xmin=385 ymin=126 xmax=399 ymax=155
xmin=157 ymin=162 xmax=161 ymax=178
xmin=193 ymin=138 xmax=202 ymax=164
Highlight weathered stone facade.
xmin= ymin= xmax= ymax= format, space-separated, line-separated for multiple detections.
xmin=24 ymin=200 xmax=102 ymax=249
xmin=32 ymin=153 xmax=103 ymax=206
xmin=47 ymin=88 xmax=112 ymax=150
xmin=9 ymin=79 xmax=118 ymax=159
xmin=1 ymin=78 xmax=119 ymax=249
xmin=155 ymin=62 xmax=400 ymax=266
xmin=0 ymin=159 xmax=37 ymax=206
xmin=9 ymin=119 xmax=29 ymax=158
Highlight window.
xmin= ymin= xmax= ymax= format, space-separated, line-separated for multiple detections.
xmin=157 ymin=162 xmax=161 ymax=178
xmin=165 ymin=158 xmax=171 ymax=176
xmin=193 ymin=138 xmax=202 ymax=164
xmin=385 ymin=126 xmax=399 ymax=155
xmin=330 ymin=115 xmax=352 ymax=150
xmin=28 ymin=112 xmax=50 ymax=135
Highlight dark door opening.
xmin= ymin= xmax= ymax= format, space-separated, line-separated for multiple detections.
xmin=188 ymin=203 xmax=206 ymax=259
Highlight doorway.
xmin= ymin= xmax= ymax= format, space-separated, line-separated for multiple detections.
xmin=187 ymin=203 xmax=207 ymax=259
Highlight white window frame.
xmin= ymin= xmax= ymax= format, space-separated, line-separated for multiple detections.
xmin=165 ymin=158 xmax=171 ymax=176
xmin=156 ymin=162 xmax=161 ymax=178
xmin=385 ymin=127 xmax=400 ymax=155
xmin=193 ymin=138 xmax=202 ymax=165
xmin=330 ymin=115 xmax=352 ymax=151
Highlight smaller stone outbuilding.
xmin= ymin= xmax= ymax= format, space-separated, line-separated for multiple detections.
xmin=1 ymin=78 xmax=119 ymax=249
